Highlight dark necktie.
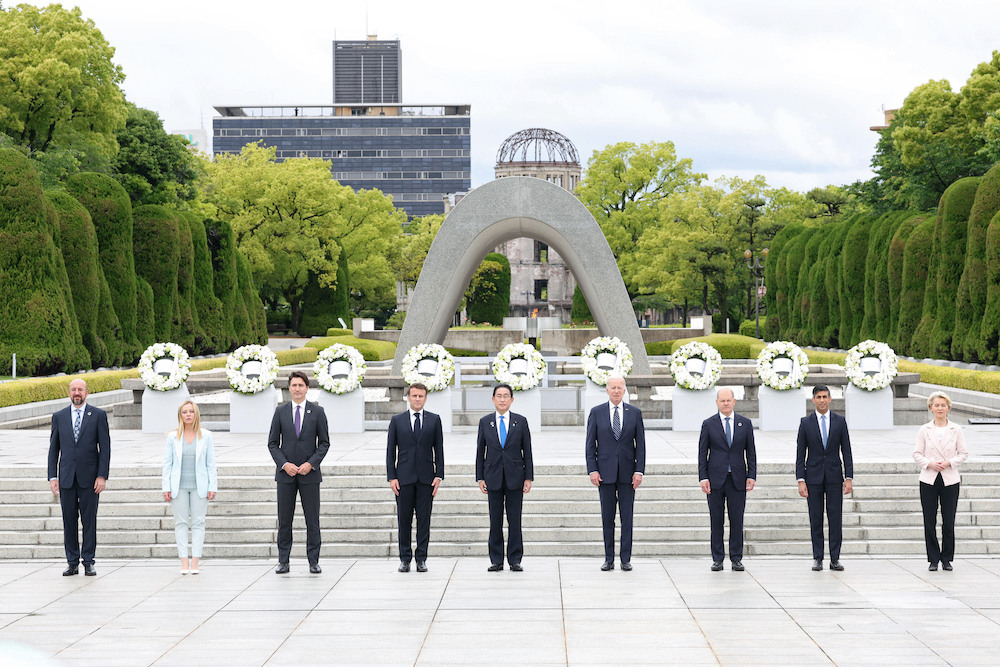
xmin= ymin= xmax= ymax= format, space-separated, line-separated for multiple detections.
xmin=499 ymin=415 xmax=507 ymax=448
xmin=294 ymin=405 xmax=301 ymax=438
xmin=725 ymin=416 xmax=732 ymax=447
xmin=73 ymin=409 xmax=82 ymax=442
xmin=613 ymin=406 xmax=621 ymax=440
xmin=413 ymin=412 xmax=422 ymax=441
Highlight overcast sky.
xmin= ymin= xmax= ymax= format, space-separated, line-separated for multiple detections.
xmin=60 ymin=0 xmax=1000 ymax=192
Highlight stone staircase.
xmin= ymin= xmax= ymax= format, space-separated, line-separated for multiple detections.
xmin=3 ymin=463 xmax=1000 ymax=560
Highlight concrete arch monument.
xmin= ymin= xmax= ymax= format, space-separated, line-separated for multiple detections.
xmin=392 ymin=177 xmax=650 ymax=374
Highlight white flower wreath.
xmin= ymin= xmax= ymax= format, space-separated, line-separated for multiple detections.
xmin=845 ymin=339 xmax=898 ymax=391
xmin=492 ymin=343 xmax=546 ymax=391
xmin=226 ymin=344 xmax=279 ymax=395
xmin=580 ymin=336 xmax=634 ymax=386
xmin=669 ymin=341 xmax=723 ymax=391
xmin=756 ymin=341 xmax=809 ymax=391
xmin=314 ymin=344 xmax=367 ymax=394
xmin=400 ymin=343 xmax=455 ymax=392
xmin=138 ymin=342 xmax=191 ymax=391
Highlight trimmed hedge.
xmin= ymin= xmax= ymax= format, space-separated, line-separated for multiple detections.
xmin=954 ymin=164 xmax=1000 ymax=361
xmin=466 ymin=252 xmax=511 ymax=326
xmin=183 ymin=212 xmax=225 ymax=354
xmin=172 ymin=209 xmax=199 ymax=350
xmin=821 ymin=220 xmax=850 ymax=346
xmin=304 ymin=335 xmax=396 ymax=361
xmin=800 ymin=230 xmax=827 ymax=345
xmin=896 ymin=216 xmax=935 ymax=355
xmin=135 ymin=276 xmax=156 ymax=349
xmin=840 ymin=214 xmax=871 ymax=348
xmin=887 ymin=215 xmax=924 ymax=351
xmin=64 ymin=172 xmax=140 ymax=360
xmin=235 ymin=250 xmax=266 ymax=344
xmin=738 ymin=317 xmax=767 ymax=338
xmin=666 ymin=334 xmax=757 ymax=359
xmin=571 ymin=284 xmax=593 ymax=324
xmin=132 ymin=204 xmax=180 ymax=342
xmin=761 ymin=223 xmax=803 ymax=341
xmin=204 ymin=219 xmax=240 ymax=350
xmin=930 ymin=177 xmax=979 ymax=358
xmin=324 ymin=328 xmax=353 ymax=337
xmin=298 ymin=249 xmax=350 ymax=337
xmin=979 ymin=208 xmax=1000 ymax=363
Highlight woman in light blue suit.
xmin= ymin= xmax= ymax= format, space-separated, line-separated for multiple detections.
xmin=162 ymin=400 xmax=217 ymax=574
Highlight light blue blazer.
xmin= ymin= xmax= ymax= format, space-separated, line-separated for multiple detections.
xmin=162 ymin=429 xmax=218 ymax=498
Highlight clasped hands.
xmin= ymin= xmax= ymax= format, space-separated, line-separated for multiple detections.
xmin=589 ymin=471 xmax=642 ymax=490
xmin=282 ymin=461 xmax=313 ymax=476
xmin=927 ymin=459 xmax=951 ymax=472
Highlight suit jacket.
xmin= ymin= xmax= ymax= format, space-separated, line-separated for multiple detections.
xmin=267 ymin=401 xmax=330 ymax=484
xmin=698 ymin=412 xmax=757 ymax=489
xmin=795 ymin=410 xmax=853 ymax=484
xmin=476 ymin=412 xmax=533 ymax=491
xmin=913 ymin=419 xmax=968 ymax=486
xmin=387 ymin=410 xmax=444 ymax=485
xmin=162 ymin=429 xmax=218 ymax=498
xmin=585 ymin=402 xmax=646 ymax=484
xmin=48 ymin=404 xmax=111 ymax=487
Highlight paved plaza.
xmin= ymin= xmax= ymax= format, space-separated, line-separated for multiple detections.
xmin=5 ymin=424 xmax=1000 ymax=665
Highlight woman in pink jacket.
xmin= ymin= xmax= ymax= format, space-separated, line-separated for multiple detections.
xmin=913 ymin=392 xmax=969 ymax=571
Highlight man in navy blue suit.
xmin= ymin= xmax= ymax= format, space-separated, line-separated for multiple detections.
xmin=476 ymin=383 xmax=533 ymax=572
xmin=796 ymin=384 xmax=853 ymax=571
xmin=387 ymin=383 xmax=444 ymax=572
xmin=698 ymin=388 xmax=756 ymax=571
xmin=48 ymin=379 xmax=111 ymax=577
xmin=586 ymin=375 xmax=645 ymax=571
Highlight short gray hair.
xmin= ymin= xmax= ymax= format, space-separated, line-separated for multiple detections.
xmin=926 ymin=391 xmax=952 ymax=409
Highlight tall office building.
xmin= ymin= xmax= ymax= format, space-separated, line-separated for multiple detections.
xmin=213 ymin=37 xmax=469 ymax=219
xmin=333 ymin=37 xmax=401 ymax=104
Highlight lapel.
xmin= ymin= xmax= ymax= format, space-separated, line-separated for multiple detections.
xmin=195 ymin=430 xmax=205 ymax=461
xmin=717 ymin=413 xmax=731 ymax=447
xmin=930 ymin=422 xmax=957 ymax=457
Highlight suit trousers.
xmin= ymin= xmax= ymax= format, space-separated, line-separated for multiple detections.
xmin=397 ymin=482 xmax=433 ymax=563
xmin=171 ymin=489 xmax=209 ymax=559
xmin=598 ymin=481 xmax=635 ymax=563
xmin=487 ymin=482 xmax=524 ymax=566
xmin=60 ymin=477 xmax=100 ymax=565
xmin=707 ymin=472 xmax=747 ymax=562
xmin=920 ymin=474 xmax=960 ymax=564
xmin=806 ymin=481 xmax=844 ymax=560
xmin=276 ymin=478 xmax=321 ymax=564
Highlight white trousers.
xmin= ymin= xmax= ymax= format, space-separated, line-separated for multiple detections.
xmin=171 ymin=490 xmax=208 ymax=558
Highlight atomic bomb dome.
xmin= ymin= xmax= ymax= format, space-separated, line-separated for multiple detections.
xmin=495 ymin=128 xmax=581 ymax=192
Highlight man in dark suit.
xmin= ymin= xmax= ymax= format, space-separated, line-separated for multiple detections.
xmin=387 ymin=382 xmax=444 ymax=572
xmin=476 ymin=383 xmax=533 ymax=572
xmin=48 ymin=379 xmax=110 ymax=576
xmin=796 ymin=384 xmax=854 ymax=571
xmin=268 ymin=370 xmax=330 ymax=574
xmin=586 ymin=374 xmax=645 ymax=571
xmin=698 ymin=388 xmax=757 ymax=571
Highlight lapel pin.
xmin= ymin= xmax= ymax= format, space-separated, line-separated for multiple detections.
xmin=737 ymin=422 xmax=742 ymax=427
xmin=306 ymin=410 xmax=311 ymax=414
xmin=490 ymin=422 xmax=495 ymax=428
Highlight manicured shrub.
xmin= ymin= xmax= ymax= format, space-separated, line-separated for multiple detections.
xmin=305 ymin=335 xmax=396 ymax=361
xmin=324 ymin=328 xmax=353 ymax=337
xmin=896 ymin=217 xmax=935 ymax=355
xmin=839 ymin=214 xmax=871 ymax=348
xmin=235 ymin=251 xmax=267 ymax=344
xmin=466 ymin=252 xmax=511 ymax=326
xmin=298 ymin=249 xmax=350 ymax=337
xmin=800 ymin=230 xmax=826 ymax=345
xmin=979 ymin=209 xmax=1000 ymax=363
xmin=929 ymin=177 xmax=979 ymax=358
xmin=761 ymin=224 xmax=804 ymax=341
xmin=571 ymin=284 xmax=593 ymax=324
xmin=669 ymin=334 xmax=755 ymax=359
xmin=954 ymin=164 xmax=1000 ymax=361
xmin=0 ymin=149 xmax=89 ymax=375
xmin=204 ymin=219 xmax=240 ymax=350
xmin=738 ymin=317 xmax=767 ymax=338
xmin=872 ymin=213 xmax=909 ymax=342
xmin=781 ymin=227 xmax=815 ymax=342
xmin=64 ymin=172 xmax=140 ymax=360
xmin=821 ymin=220 xmax=850 ymax=346
xmin=135 ymin=276 xmax=156 ymax=348
xmin=182 ymin=212 xmax=225 ymax=354
xmin=132 ymin=204 xmax=180 ymax=342
xmin=171 ymin=209 xmax=199 ymax=350
xmin=886 ymin=214 xmax=924 ymax=349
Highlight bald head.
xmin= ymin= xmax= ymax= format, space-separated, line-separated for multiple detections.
xmin=69 ymin=379 xmax=88 ymax=407
xmin=716 ymin=387 xmax=735 ymax=416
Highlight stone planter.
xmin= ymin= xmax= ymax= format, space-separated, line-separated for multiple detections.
xmin=845 ymin=383 xmax=894 ymax=430
xmin=758 ymin=385 xmax=807 ymax=431
xmin=316 ymin=389 xmax=364 ymax=434
xmin=141 ymin=384 xmax=190 ymax=434
xmin=230 ymin=387 xmax=280 ymax=433
xmin=671 ymin=386 xmax=718 ymax=432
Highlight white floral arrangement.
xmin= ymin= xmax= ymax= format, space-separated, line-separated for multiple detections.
xmin=138 ymin=342 xmax=191 ymax=391
xmin=669 ymin=341 xmax=723 ymax=391
xmin=492 ymin=343 xmax=546 ymax=391
xmin=226 ymin=344 xmax=279 ymax=395
xmin=400 ymin=343 xmax=455 ymax=392
xmin=580 ymin=336 xmax=634 ymax=386
xmin=756 ymin=341 xmax=810 ymax=391
xmin=313 ymin=344 xmax=367 ymax=394
xmin=845 ymin=339 xmax=898 ymax=391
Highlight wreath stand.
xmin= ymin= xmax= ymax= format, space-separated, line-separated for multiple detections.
xmin=758 ymin=385 xmax=807 ymax=431
xmin=845 ymin=383 xmax=894 ymax=429
xmin=141 ymin=384 xmax=190 ymax=434
xmin=230 ymin=387 xmax=280 ymax=433
xmin=422 ymin=387 xmax=453 ymax=433
xmin=317 ymin=388 xmax=365 ymax=433
xmin=671 ymin=386 xmax=716 ymax=432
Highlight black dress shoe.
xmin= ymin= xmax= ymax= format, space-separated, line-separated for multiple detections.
xmin=830 ymin=560 xmax=844 ymax=571
xmin=487 ymin=563 xmax=503 ymax=572
xmin=620 ymin=562 xmax=632 ymax=571
xmin=711 ymin=561 xmax=724 ymax=572
xmin=812 ymin=559 xmax=823 ymax=571
xmin=398 ymin=562 xmax=410 ymax=572
xmin=942 ymin=561 xmax=953 ymax=571
xmin=928 ymin=562 xmax=938 ymax=571
xmin=83 ymin=564 xmax=96 ymax=576
xmin=510 ymin=563 xmax=523 ymax=572
xmin=309 ymin=563 xmax=322 ymax=574
xmin=62 ymin=565 xmax=79 ymax=576
xmin=415 ymin=561 xmax=427 ymax=572
xmin=275 ymin=562 xmax=290 ymax=574
xmin=732 ymin=560 xmax=745 ymax=572
xmin=601 ymin=561 xmax=614 ymax=571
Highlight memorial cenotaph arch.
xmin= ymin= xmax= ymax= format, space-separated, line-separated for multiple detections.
xmin=391 ymin=176 xmax=651 ymax=374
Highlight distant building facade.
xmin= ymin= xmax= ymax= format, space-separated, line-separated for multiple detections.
xmin=333 ymin=37 xmax=401 ymax=104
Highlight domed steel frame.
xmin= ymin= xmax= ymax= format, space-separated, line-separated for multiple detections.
xmin=496 ymin=128 xmax=580 ymax=168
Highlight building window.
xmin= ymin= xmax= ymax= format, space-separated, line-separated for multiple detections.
xmin=534 ymin=242 xmax=548 ymax=263
xmin=534 ymin=279 xmax=548 ymax=302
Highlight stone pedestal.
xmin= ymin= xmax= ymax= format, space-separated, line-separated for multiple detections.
xmin=845 ymin=383 xmax=894 ymax=429
xmin=583 ymin=379 xmax=631 ymax=417
xmin=230 ymin=387 xmax=280 ymax=433
xmin=316 ymin=389 xmax=364 ymax=433
xmin=423 ymin=387 xmax=453 ymax=433
xmin=758 ymin=385 xmax=807 ymax=431
xmin=141 ymin=385 xmax=190 ymax=434
xmin=671 ymin=387 xmax=717 ymax=432
xmin=512 ymin=387 xmax=541 ymax=432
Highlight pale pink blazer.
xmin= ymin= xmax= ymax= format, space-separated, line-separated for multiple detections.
xmin=913 ymin=420 xmax=968 ymax=486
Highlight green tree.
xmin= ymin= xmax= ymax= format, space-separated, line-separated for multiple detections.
xmin=132 ymin=204 xmax=180 ymax=342
xmin=111 ymin=106 xmax=201 ymax=207
xmin=466 ymin=253 xmax=511 ymax=325
xmin=571 ymin=285 xmax=593 ymax=324
xmin=930 ymin=177 xmax=979 ymax=357
xmin=392 ymin=213 xmax=443 ymax=288
xmin=0 ymin=4 xmax=126 ymax=170
xmin=577 ymin=140 xmax=705 ymax=294
xmin=297 ymin=249 xmax=350 ymax=336
xmin=204 ymin=219 xmax=241 ymax=349
xmin=134 ymin=276 xmax=155 ymax=349
xmin=181 ymin=212 xmax=225 ymax=354
xmin=886 ymin=214 xmax=925 ymax=349
xmin=171 ymin=210 xmax=199 ymax=350
xmin=897 ymin=217 xmax=936 ymax=354
xmin=235 ymin=251 xmax=266 ymax=344
xmin=979 ymin=209 xmax=1000 ymax=363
